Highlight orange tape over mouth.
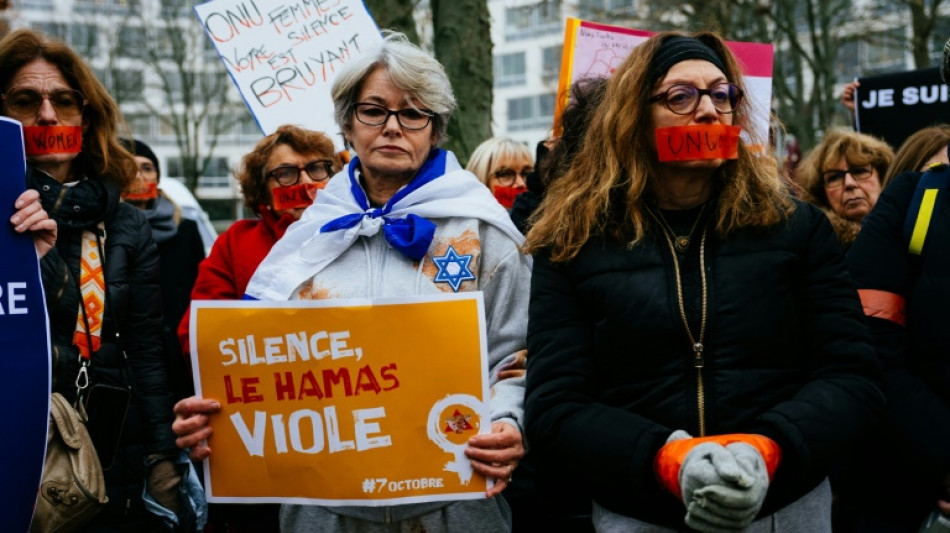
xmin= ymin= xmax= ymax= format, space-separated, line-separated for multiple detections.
xmin=656 ymin=124 xmax=741 ymax=162
xmin=23 ymin=125 xmax=83 ymax=156
xmin=272 ymin=182 xmax=326 ymax=210
xmin=123 ymin=182 xmax=159 ymax=201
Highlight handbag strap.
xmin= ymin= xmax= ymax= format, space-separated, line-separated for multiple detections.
xmin=72 ymin=222 xmax=105 ymax=400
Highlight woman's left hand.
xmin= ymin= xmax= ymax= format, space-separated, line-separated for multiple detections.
xmin=465 ymin=421 xmax=525 ymax=498
xmin=11 ymin=189 xmax=57 ymax=258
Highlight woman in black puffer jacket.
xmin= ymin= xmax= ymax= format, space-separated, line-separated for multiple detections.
xmin=0 ymin=29 xmax=184 ymax=532
xmin=524 ymin=31 xmax=885 ymax=532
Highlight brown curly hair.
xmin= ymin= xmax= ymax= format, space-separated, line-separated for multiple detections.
xmin=884 ymin=124 xmax=950 ymax=187
xmin=0 ymin=28 xmax=136 ymax=190
xmin=525 ymin=31 xmax=793 ymax=261
xmin=798 ymin=128 xmax=893 ymax=210
xmin=236 ymin=125 xmax=342 ymax=213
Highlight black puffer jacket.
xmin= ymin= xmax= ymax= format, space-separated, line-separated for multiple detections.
xmin=840 ymin=169 xmax=950 ymax=531
xmin=30 ymin=167 xmax=176 ymax=526
xmin=525 ymin=198 xmax=884 ymax=528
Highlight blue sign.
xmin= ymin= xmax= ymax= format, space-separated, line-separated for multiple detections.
xmin=0 ymin=117 xmax=51 ymax=531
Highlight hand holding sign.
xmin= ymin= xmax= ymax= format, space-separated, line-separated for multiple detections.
xmin=465 ymin=421 xmax=525 ymax=498
xmin=10 ymin=188 xmax=57 ymax=258
xmin=173 ymin=396 xmax=222 ymax=461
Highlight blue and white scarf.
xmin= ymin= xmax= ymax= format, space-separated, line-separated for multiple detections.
xmin=245 ymin=149 xmax=526 ymax=301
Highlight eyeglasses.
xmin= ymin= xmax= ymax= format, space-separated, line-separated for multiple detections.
xmin=353 ymin=102 xmax=434 ymax=130
xmin=822 ymin=166 xmax=874 ymax=189
xmin=492 ymin=166 xmax=533 ymax=187
xmin=265 ymin=160 xmax=334 ymax=187
xmin=1 ymin=87 xmax=87 ymax=119
xmin=649 ymin=83 xmax=743 ymax=115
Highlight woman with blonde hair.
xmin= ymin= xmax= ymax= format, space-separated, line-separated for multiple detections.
xmin=466 ymin=137 xmax=533 ymax=209
xmin=524 ymin=30 xmax=883 ymax=532
xmin=797 ymin=128 xmax=893 ymax=248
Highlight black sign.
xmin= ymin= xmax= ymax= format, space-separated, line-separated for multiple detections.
xmin=856 ymin=66 xmax=950 ymax=149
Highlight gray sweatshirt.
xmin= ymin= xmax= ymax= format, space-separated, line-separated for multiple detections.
xmin=284 ymin=215 xmax=529 ymax=527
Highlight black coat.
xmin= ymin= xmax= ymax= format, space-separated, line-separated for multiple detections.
xmin=842 ymin=170 xmax=950 ymax=531
xmin=31 ymin=167 xmax=176 ymax=528
xmin=525 ymin=198 xmax=884 ymax=527
xmin=155 ymin=217 xmax=204 ymax=400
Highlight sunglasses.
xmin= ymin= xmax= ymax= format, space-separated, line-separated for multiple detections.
xmin=1 ymin=87 xmax=87 ymax=119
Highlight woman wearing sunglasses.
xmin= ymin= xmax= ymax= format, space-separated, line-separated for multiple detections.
xmin=798 ymin=128 xmax=894 ymax=249
xmin=0 ymin=29 xmax=190 ymax=530
xmin=523 ymin=31 xmax=883 ymax=532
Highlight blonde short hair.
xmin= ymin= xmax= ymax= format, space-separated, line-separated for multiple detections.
xmin=465 ymin=138 xmax=533 ymax=186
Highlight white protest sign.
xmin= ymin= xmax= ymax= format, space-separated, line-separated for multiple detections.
xmin=194 ymin=0 xmax=383 ymax=150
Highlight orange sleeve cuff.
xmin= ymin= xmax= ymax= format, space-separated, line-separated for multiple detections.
xmin=654 ymin=434 xmax=782 ymax=499
xmin=857 ymin=289 xmax=906 ymax=326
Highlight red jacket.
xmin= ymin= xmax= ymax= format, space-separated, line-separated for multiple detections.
xmin=177 ymin=208 xmax=294 ymax=353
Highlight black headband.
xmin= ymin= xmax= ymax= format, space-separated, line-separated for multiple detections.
xmin=650 ymin=36 xmax=726 ymax=86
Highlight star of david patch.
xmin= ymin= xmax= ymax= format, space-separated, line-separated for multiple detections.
xmin=432 ymin=245 xmax=475 ymax=292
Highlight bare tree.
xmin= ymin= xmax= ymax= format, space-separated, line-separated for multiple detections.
xmin=135 ymin=5 xmax=247 ymax=192
xmin=363 ymin=0 xmax=421 ymax=43
xmin=894 ymin=0 xmax=947 ymax=67
xmin=431 ymin=0 xmax=492 ymax=163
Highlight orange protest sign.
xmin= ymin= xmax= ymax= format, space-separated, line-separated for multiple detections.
xmin=190 ymin=294 xmax=492 ymax=505
xmin=271 ymin=182 xmax=325 ymax=210
xmin=655 ymin=125 xmax=741 ymax=162
xmin=23 ymin=125 xmax=82 ymax=156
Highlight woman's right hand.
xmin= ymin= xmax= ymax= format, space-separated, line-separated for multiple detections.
xmin=841 ymin=81 xmax=860 ymax=113
xmin=172 ymin=396 xmax=221 ymax=461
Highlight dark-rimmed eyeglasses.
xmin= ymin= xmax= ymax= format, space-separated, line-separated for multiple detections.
xmin=492 ymin=166 xmax=533 ymax=187
xmin=822 ymin=166 xmax=874 ymax=189
xmin=649 ymin=83 xmax=743 ymax=115
xmin=1 ymin=87 xmax=87 ymax=119
xmin=265 ymin=160 xmax=334 ymax=187
xmin=353 ymin=102 xmax=434 ymax=130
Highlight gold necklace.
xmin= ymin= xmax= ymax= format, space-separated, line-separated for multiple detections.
xmin=653 ymin=203 xmax=708 ymax=253
xmin=647 ymin=206 xmax=710 ymax=436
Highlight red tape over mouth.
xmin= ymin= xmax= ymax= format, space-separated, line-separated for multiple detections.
xmin=493 ymin=186 xmax=526 ymax=210
xmin=655 ymin=124 xmax=741 ymax=162
xmin=23 ymin=125 xmax=83 ymax=156
xmin=123 ymin=182 xmax=159 ymax=201
xmin=272 ymin=182 xmax=326 ymax=210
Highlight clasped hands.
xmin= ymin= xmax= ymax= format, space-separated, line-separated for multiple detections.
xmin=656 ymin=430 xmax=777 ymax=533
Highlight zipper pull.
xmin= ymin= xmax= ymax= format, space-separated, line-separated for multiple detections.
xmin=693 ymin=342 xmax=704 ymax=368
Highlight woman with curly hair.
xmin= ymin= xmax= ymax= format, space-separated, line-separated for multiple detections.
xmin=176 ymin=124 xmax=341 ymax=533
xmin=523 ymin=31 xmax=883 ymax=532
xmin=798 ymin=128 xmax=893 ymax=249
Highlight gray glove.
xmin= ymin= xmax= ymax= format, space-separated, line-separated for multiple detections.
xmin=683 ymin=442 xmax=769 ymax=532
xmin=146 ymin=455 xmax=182 ymax=514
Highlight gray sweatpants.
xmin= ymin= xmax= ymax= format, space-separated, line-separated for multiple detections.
xmin=592 ymin=478 xmax=832 ymax=533
xmin=280 ymin=497 xmax=512 ymax=533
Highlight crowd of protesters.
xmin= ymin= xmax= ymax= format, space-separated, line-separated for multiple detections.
xmin=7 ymin=23 xmax=950 ymax=533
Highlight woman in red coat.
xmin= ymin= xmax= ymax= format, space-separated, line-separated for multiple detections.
xmin=177 ymin=125 xmax=341 ymax=533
